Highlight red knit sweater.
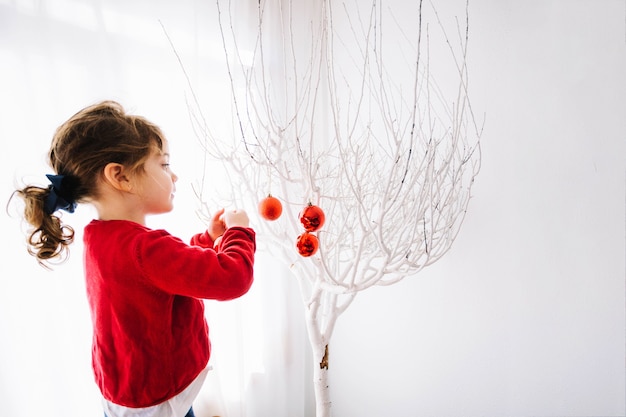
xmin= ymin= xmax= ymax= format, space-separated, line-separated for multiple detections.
xmin=83 ymin=220 xmax=256 ymax=407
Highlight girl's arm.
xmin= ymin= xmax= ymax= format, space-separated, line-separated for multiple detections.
xmin=139 ymin=226 xmax=256 ymax=301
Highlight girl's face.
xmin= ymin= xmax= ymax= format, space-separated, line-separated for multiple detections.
xmin=135 ymin=140 xmax=178 ymax=215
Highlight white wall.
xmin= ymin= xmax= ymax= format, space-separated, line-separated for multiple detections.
xmin=330 ymin=1 xmax=626 ymax=416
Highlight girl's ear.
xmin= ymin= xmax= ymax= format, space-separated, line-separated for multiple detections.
xmin=102 ymin=163 xmax=132 ymax=192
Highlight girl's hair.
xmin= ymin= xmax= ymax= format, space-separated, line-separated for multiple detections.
xmin=13 ymin=100 xmax=165 ymax=266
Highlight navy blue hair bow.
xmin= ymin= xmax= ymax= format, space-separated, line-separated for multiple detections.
xmin=44 ymin=174 xmax=77 ymax=215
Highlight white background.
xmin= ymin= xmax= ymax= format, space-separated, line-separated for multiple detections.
xmin=331 ymin=1 xmax=626 ymax=416
xmin=0 ymin=1 xmax=624 ymax=416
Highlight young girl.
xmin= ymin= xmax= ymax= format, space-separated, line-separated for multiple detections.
xmin=14 ymin=100 xmax=256 ymax=417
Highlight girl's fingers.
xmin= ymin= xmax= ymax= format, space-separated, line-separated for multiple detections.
xmin=212 ymin=208 xmax=225 ymax=222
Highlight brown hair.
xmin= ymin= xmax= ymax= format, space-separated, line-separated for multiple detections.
xmin=13 ymin=100 xmax=165 ymax=266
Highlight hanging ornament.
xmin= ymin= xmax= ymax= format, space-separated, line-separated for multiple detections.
xmin=258 ymin=194 xmax=283 ymax=221
xmin=296 ymin=231 xmax=319 ymax=257
xmin=299 ymin=203 xmax=325 ymax=232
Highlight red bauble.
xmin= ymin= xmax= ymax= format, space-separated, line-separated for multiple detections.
xmin=296 ymin=232 xmax=319 ymax=257
xmin=299 ymin=203 xmax=325 ymax=232
xmin=258 ymin=195 xmax=283 ymax=221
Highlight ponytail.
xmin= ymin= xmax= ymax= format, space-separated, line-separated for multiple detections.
xmin=14 ymin=174 xmax=78 ymax=266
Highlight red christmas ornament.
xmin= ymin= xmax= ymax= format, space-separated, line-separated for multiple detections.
xmin=258 ymin=195 xmax=283 ymax=221
xmin=296 ymin=232 xmax=319 ymax=257
xmin=299 ymin=203 xmax=325 ymax=232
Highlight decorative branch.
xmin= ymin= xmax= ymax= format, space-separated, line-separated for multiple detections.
xmin=176 ymin=1 xmax=482 ymax=416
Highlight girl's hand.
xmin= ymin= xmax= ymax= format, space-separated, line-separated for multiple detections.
xmin=208 ymin=208 xmax=226 ymax=242
xmin=222 ymin=209 xmax=249 ymax=229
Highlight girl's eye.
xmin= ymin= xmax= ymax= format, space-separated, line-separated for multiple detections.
xmin=162 ymin=164 xmax=171 ymax=170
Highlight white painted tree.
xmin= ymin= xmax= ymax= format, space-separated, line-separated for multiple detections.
xmin=188 ymin=0 xmax=481 ymax=415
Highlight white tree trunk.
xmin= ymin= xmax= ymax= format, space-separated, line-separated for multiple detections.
xmin=313 ymin=345 xmax=331 ymax=417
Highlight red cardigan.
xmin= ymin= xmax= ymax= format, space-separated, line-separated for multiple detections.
xmin=83 ymin=220 xmax=256 ymax=407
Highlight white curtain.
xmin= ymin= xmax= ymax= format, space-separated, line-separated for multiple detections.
xmin=0 ymin=1 xmax=310 ymax=416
